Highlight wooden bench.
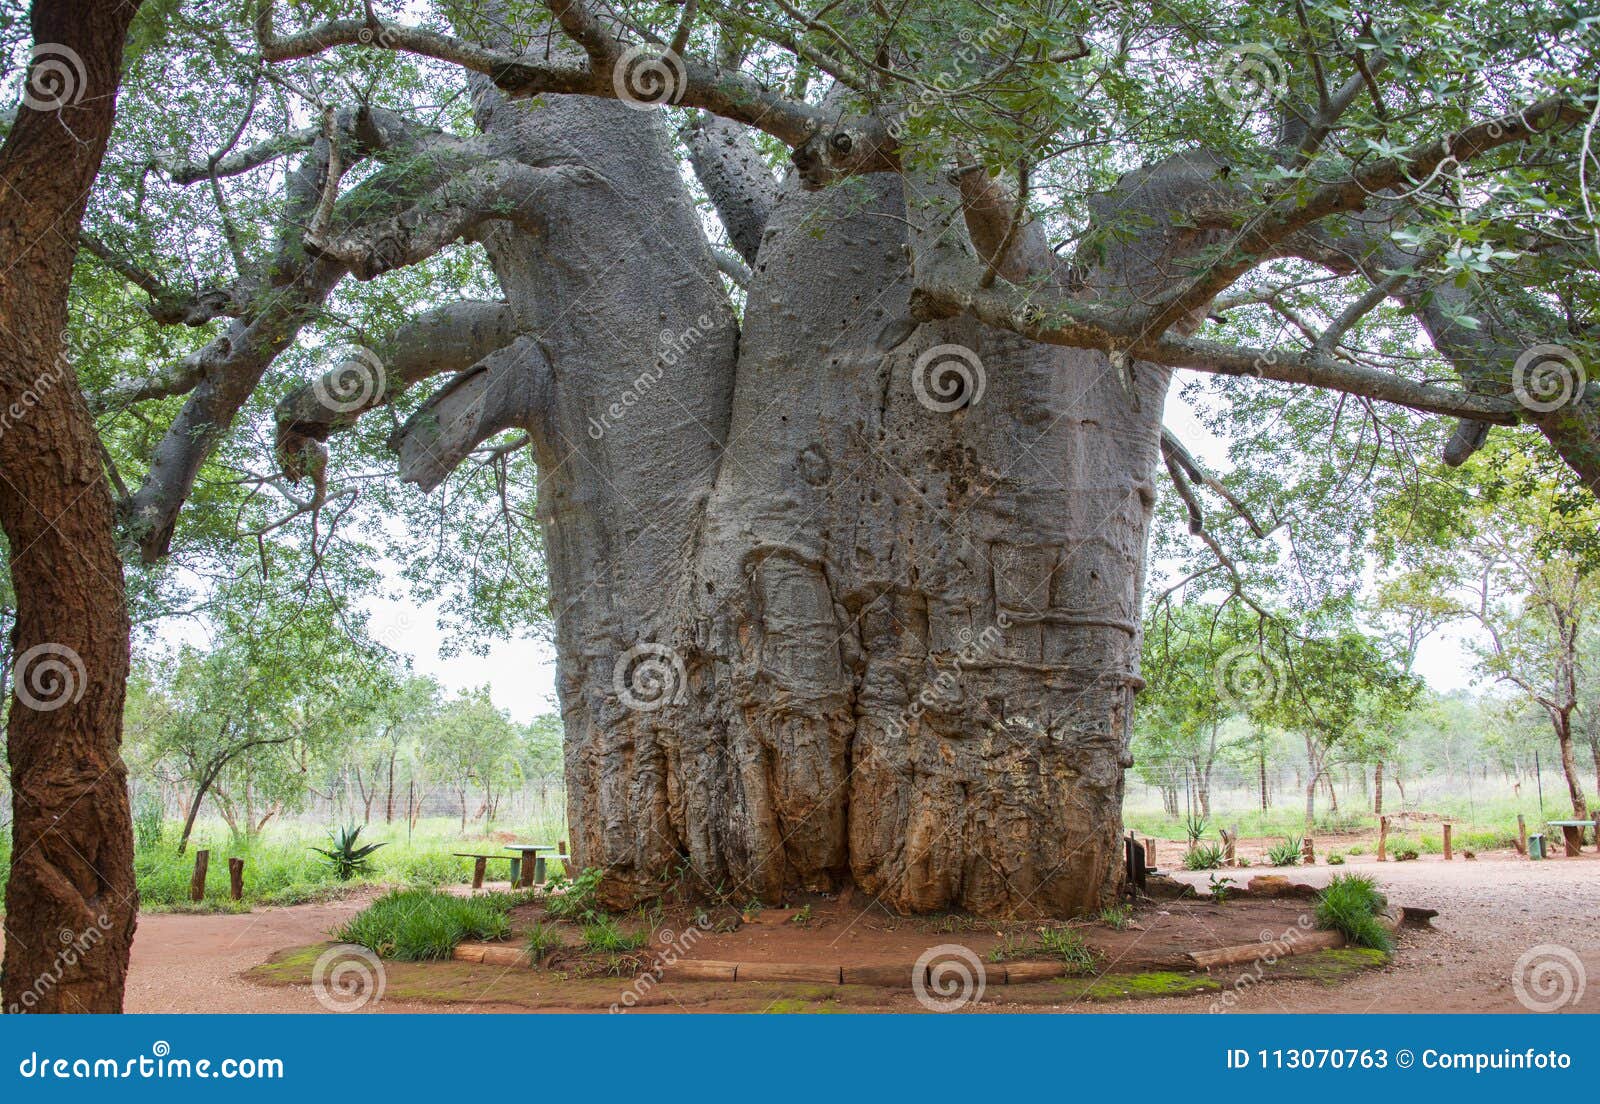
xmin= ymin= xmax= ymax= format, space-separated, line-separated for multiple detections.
xmin=453 ymin=852 xmax=518 ymax=889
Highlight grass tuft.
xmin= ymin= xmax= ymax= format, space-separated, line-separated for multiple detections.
xmin=1314 ymin=873 xmax=1392 ymax=953
xmin=334 ymin=888 xmax=515 ymax=961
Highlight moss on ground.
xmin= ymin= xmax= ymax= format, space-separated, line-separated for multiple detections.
xmin=249 ymin=942 xmax=1387 ymax=1012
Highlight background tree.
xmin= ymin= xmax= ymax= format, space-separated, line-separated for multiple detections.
xmin=1381 ymin=439 xmax=1600 ymax=819
xmin=132 ymin=570 xmax=383 ymax=852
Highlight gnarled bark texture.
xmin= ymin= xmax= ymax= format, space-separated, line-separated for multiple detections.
xmin=354 ymin=69 xmax=1180 ymax=916
xmin=1 ymin=0 xmax=141 ymax=1012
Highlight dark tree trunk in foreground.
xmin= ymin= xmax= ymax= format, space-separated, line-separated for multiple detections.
xmin=0 ymin=0 xmax=141 ymax=1012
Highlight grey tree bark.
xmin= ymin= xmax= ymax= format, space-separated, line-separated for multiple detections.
xmin=101 ymin=5 xmax=1596 ymax=920
xmin=261 ymin=62 xmax=1183 ymax=914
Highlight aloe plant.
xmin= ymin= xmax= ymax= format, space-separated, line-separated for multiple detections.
xmin=312 ymin=824 xmax=386 ymax=881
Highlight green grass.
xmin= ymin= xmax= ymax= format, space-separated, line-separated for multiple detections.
xmin=1266 ymin=836 xmax=1302 ymax=866
xmin=581 ymin=915 xmax=647 ymax=954
xmin=524 ymin=920 xmax=565 ymax=960
xmin=1315 ymin=873 xmax=1392 ymax=953
xmin=1036 ymin=927 xmax=1100 ymax=972
xmin=334 ymin=887 xmax=519 ymax=961
xmin=124 ymin=816 xmax=563 ymax=911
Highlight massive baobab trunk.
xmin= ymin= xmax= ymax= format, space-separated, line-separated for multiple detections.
xmin=334 ymin=72 xmax=1174 ymax=915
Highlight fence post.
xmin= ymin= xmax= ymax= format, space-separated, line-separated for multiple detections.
xmin=1516 ymin=814 xmax=1527 ymax=856
xmin=190 ymin=849 xmax=209 ymax=902
xmin=228 ymin=856 xmax=245 ymax=901
xmin=1377 ymin=817 xmax=1388 ymax=862
xmin=1442 ymin=823 xmax=1452 ymax=861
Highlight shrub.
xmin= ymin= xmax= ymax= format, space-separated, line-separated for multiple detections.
xmin=336 ymin=888 xmax=513 ymax=961
xmin=1315 ymin=873 xmax=1392 ymax=953
xmin=1327 ymin=853 xmax=1345 ymax=865
xmin=1183 ymin=813 xmax=1209 ymax=846
xmin=1266 ymin=836 xmax=1302 ymax=867
xmin=1183 ymin=843 xmax=1225 ymax=870
xmin=546 ymin=866 xmax=605 ymax=923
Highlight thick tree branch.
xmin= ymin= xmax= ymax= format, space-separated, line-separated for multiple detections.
xmin=684 ymin=113 xmax=780 ymax=264
xmin=1141 ymin=89 xmax=1595 ymax=336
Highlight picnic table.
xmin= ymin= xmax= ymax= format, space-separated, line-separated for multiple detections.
xmin=1545 ymin=819 xmax=1599 ymax=858
xmin=504 ymin=843 xmax=560 ymax=888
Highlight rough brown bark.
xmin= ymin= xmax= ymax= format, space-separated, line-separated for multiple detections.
xmin=0 ymin=0 xmax=141 ymax=1013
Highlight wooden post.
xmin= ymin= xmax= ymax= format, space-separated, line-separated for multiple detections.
xmin=1301 ymin=836 xmax=1315 ymax=865
xmin=1143 ymin=838 xmax=1156 ymax=869
xmin=1442 ymin=823 xmax=1453 ymax=861
xmin=1220 ymin=829 xmax=1236 ymax=866
xmin=227 ymin=856 xmax=244 ymax=901
xmin=1516 ymin=814 xmax=1527 ymax=856
xmin=1377 ymin=817 xmax=1388 ymax=862
xmin=190 ymin=849 xmax=209 ymax=902
xmin=472 ymin=856 xmax=487 ymax=890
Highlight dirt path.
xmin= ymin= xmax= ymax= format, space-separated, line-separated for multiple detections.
xmin=1107 ymin=851 xmax=1600 ymax=1014
xmin=99 ymin=850 xmax=1599 ymax=1013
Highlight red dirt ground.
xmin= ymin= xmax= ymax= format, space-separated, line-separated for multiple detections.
xmin=6 ymin=842 xmax=1593 ymax=1013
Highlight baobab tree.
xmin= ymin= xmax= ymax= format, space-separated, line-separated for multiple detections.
xmin=61 ymin=0 xmax=1600 ymax=921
